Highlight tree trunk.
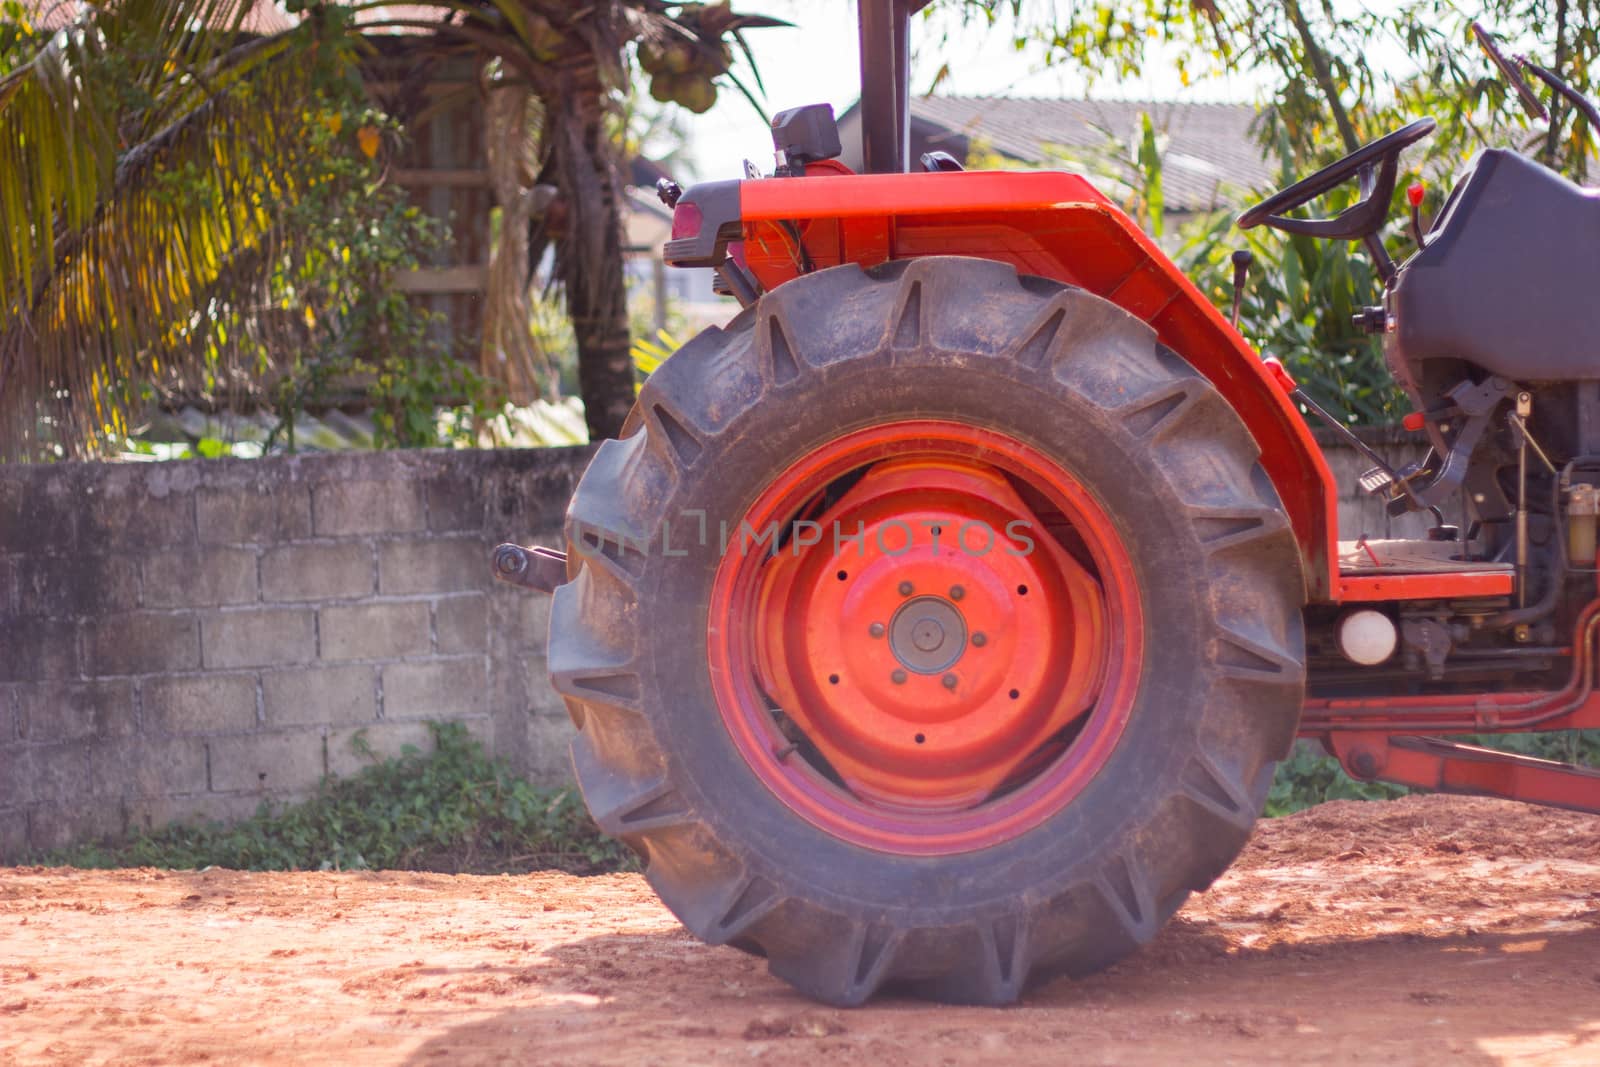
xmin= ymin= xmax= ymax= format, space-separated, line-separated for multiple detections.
xmin=549 ymin=55 xmax=634 ymax=443
xmin=482 ymin=82 xmax=555 ymax=406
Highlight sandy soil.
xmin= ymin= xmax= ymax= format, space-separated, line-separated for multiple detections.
xmin=1 ymin=794 xmax=1597 ymax=1067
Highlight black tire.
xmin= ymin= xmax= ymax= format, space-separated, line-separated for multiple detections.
xmin=549 ymin=257 xmax=1305 ymax=1005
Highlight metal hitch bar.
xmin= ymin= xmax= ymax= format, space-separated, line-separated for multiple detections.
xmin=1329 ymin=732 xmax=1600 ymax=814
xmin=491 ymin=543 xmax=568 ymax=595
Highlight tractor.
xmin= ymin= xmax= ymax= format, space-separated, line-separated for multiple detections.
xmin=492 ymin=3 xmax=1600 ymax=1005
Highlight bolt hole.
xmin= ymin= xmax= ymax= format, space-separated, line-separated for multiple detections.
xmin=914 ymin=733 xmax=926 ymax=744
xmin=1016 ymin=584 xmax=1029 ymax=596
xmin=931 ymin=526 xmax=942 ymax=536
xmin=828 ymin=673 xmax=840 ymax=685
xmin=836 ymin=570 xmax=848 ymax=581
xmin=1008 ymin=688 xmax=1020 ymax=700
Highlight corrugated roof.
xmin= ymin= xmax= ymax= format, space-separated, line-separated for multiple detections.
xmin=908 ymin=96 xmax=1275 ymax=213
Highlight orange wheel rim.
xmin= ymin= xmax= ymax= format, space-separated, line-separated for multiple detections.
xmin=708 ymin=420 xmax=1143 ymax=855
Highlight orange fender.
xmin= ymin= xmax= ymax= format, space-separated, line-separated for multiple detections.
xmin=733 ymin=168 xmax=1338 ymax=601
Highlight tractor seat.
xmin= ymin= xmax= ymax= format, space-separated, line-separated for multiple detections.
xmin=1391 ymin=149 xmax=1600 ymax=381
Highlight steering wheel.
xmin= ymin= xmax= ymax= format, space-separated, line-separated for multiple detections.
xmin=1237 ymin=118 xmax=1437 ymax=238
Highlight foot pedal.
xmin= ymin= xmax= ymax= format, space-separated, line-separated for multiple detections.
xmin=1358 ymin=466 xmax=1394 ymax=494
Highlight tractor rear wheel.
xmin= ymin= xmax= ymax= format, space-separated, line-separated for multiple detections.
xmin=550 ymin=257 xmax=1305 ymax=1005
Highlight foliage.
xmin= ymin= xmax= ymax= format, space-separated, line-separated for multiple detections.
xmin=356 ymin=1 xmax=784 ymax=442
xmin=1174 ymin=199 xmax=1405 ymax=423
xmin=1011 ymin=108 xmax=1406 ymax=422
xmin=44 ymin=723 xmax=633 ymax=875
xmin=630 ymin=327 xmax=682 ymax=377
xmin=241 ymin=99 xmax=502 ymax=451
xmin=0 ymin=0 xmax=369 ymax=459
xmin=1 ymin=0 xmax=780 ymax=457
xmin=946 ymin=0 xmax=1600 ymax=422
xmin=1266 ymin=743 xmax=1408 ymax=817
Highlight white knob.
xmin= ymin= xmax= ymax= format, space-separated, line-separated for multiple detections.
xmin=1337 ymin=609 xmax=1398 ymax=666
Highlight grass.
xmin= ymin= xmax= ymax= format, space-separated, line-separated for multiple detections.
xmin=40 ymin=720 xmax=1598 ymax=870
xmin=44 ymin=722 xmax=634 ymax=875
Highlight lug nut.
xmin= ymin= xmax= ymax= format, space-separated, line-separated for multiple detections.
xmin=898 ymin=581 xmax=914 ymax=596
xmin=891 ymin=669 xmax=908 ymax=685
xmin=869 ymin=622 xmax=885 ymax=638
xmin=949 ymin=585 xmax=965 ymax=601
xmin=971 ymin=632 xmax=986 ymax=647
xmin=942 ymin=673 xmax=958 ymax=690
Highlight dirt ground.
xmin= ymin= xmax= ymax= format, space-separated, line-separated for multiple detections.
xmin=1 ymin=795 xmax=1597 ymax=1067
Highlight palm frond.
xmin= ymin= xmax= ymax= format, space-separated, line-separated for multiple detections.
xmin=0 ymin=0 xmax=359 ymax=458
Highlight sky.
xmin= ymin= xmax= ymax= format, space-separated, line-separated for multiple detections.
xmin=673 ymin=0 xmax=1459 ymax=181
xmin=676 ymin=1 xmax=1274 ymax=180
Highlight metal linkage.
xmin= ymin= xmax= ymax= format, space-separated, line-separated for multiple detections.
xmin=491 ymin=543 xmax=568 ymax=595
xmin=1328 ymin=733 xmax=1600 ymax=815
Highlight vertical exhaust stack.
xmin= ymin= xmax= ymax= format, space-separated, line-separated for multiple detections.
xmin=857 ymin=0 xmax=932 ymax=174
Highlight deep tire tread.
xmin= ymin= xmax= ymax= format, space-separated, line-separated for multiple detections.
xmin=554 ymin=257 xmax=1307 ymax=1006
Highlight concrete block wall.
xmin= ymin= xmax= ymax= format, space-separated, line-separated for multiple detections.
xmin=0 ymin=448 xmax=589 ymax=860
xmin=0 ymin=430 xmax=1441 ymax=861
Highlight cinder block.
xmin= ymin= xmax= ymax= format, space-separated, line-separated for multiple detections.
xmin=0 ymin=743 xmax=90 ymax=808
xmin=208 ymin=731 xmax=326 ymax=794
xmin=523 ymin=714 xmax=579 ymax=786
xmin=0 ymin=618 xmax=76 ymax=681
xmin=381 ymin=659 xmax=488 ymax=719
xmin=143 ymin=674 xmax=258 ymax=734
xmin=27 ymin=803 xmax=126 ymax=854
xmin=126 ymin=792 xmax=266 ymax=836
xmin=197 ymin=484 xmax=311 ymax=544
xmin=523 ymin=656 xmax=568 ymax=719
xmin=326 ymin=721 xmax=437 ymax=778
xmin=319 ymin=602 xmax=430 ymax=661
xmin=262 ymin=665 xmax=376 ymax=727
xmin=378 ymin=538 xmax=490 ymax=595
xmin=435 ymin=595 xmax=487 ymax=654
xmin=85 ymin=480 xmax=195 ymax=548
xmin=424 ymin=474 xmax=487 ymax=532
xmin=12 ymin=553 xmax=138 ymax=616
xmin=87 ymin=735 xmax=207 ymax=798
xmin=16 ymin=680 xmax=136 ymax=742
xmin=513 ymin=589 xmax=553 ymax=653
xmin=312 ymin=480 xmax=425 ymax=537
xmin=86 ymin=612 xmax=201 ymax=675
xmin=0 ymin=808 xmax=29 ymax=863
xmin=260 ymin=542 xmax=373 ymax=602
xmin=141 ymin=547 xmax=259 ymax=608
xmin=201 ymin=608 xmax=315 ymax=669
xmin=0 ymin=556 xmax=15 ymax=617
xmin=0 ymin=476 xmax=79 ymax=555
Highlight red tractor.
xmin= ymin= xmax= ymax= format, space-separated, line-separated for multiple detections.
xmin=494 ymin=5 xmax=1600 ymax=1004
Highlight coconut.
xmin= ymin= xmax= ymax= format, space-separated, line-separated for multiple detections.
xmin=674 ymin=77 xmax=718 ymax=115
xmin=649 ymin=73 xmax=679 ymax=104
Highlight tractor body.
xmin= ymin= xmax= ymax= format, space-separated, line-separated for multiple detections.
xmin=491 ymin=1 xmax=1600 ymax=1006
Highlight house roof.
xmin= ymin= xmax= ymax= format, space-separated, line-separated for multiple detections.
xmin=847 ymin=95 xmax=1277 ymax=214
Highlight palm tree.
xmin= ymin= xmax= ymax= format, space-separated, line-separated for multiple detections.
xmin=0 ymin=0 xmax=779 ymax=458
xmin=0 ymin=0 xmax=359 ymax=458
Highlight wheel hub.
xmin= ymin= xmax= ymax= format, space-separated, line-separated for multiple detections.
xmin=890 ymin=596 xmax=966 ymax=673
xmin=753 ymin=456 xmax=1108 ymax=811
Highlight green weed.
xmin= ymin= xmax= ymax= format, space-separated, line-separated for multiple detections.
xmin=43 ymin=723 xmax=633 ymax=875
